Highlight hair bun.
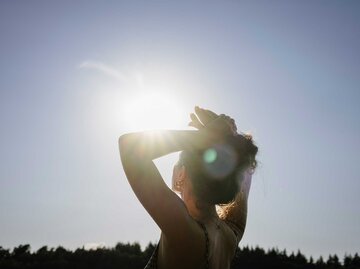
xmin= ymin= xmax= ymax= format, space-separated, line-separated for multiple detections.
xmin=179 ymin=133 xmax=258 ymax=205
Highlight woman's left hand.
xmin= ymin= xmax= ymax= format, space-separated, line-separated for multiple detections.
xmin=188 ymin=106 xmax=238 ymax=135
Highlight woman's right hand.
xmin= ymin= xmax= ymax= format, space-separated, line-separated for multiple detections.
xmin=188 ymin=106 xmax=238 ymax=136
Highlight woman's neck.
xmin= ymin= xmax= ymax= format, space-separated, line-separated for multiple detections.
xmin=184 ymin=195 xmax=219 ymax=222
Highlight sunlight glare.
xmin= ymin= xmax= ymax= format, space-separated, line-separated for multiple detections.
xmin=121 ymin=91 xmax=185 ymax=130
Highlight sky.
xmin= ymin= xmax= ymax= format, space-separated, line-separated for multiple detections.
xmin=0 ymin=0 xmax=359 ymax=261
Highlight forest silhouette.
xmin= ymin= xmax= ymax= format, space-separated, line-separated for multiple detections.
xmin=0 ymin=242 xmax=359 ymax=269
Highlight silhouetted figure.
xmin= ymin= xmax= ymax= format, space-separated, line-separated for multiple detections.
xmin=119 ymin=107 xmax=258 ymax=269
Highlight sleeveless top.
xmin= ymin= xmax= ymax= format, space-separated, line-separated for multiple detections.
xmin=144 ymin=220 xmax=210 ymax=269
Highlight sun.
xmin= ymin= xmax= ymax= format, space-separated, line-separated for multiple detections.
xmin=121 ymin=91 xmax=186 ymax=131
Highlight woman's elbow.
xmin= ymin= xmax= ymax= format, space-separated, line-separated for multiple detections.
xmin=118 ymin=134 xmax=126 ymax=147
xmin=118 ymin=134 xmax=131 ymax=159
xmin=118 ymin=133 xmax=140 ymax=161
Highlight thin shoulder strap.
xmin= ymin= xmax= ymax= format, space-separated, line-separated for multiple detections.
xmin=144 ymin=241 xmax=160 ymax=269
xmin=196 ymin=220 xmax=210 ymax=269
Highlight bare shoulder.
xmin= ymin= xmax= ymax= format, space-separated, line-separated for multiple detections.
xmin=158 ymin=222 xmax=207 ymax=269
xmin=219 ymin=219 xmax=242 ymax=257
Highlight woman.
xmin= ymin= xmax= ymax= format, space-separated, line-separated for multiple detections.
xmin=119 ymin=107 xmax=258 ymax=269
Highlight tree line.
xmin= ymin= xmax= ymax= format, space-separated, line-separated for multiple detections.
xmin=0 ymin=242 xmax=359 ymax=269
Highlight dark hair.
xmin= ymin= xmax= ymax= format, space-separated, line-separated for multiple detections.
xmin=178 ymin=133 xmax=258 ymax=205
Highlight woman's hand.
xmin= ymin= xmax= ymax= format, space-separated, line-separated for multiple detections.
xmin=188 ymin=106 xmax=238 ymax=136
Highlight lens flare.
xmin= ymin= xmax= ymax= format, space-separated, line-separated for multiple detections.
xmin=203 ymin=148 xmax=217 ymax=163
xmin=202 ymin=144 xmax=238 ymax=179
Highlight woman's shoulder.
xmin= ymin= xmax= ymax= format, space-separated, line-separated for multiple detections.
xmin=158 ymin=226 xmax=207 ymax=269
xmin=160 ymin=220 xmax=205 ymax=251
xmin=220 ymin=219 xmax=241 ymax=258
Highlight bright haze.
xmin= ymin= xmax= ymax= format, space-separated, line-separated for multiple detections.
xmin=0 ymin=1 xmax=359 ymax=260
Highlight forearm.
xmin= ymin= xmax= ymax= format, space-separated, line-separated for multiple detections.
xmin=220 ymin=192 xmax=248 ymax=231
xmin=219 ymin=169 xmax=253 ymax=232
xmin=119 ymin=129 xmax=216 ymax=161
xmin=238 ymin=169 xmax=252 ymax=201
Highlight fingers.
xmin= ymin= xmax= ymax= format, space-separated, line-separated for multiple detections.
xmin=200 ymin=107 xmax=218 ymax=119
xmin=188 ymin=121 xmax=204 ymax=129
xmin=194 ymin=106 xmax=218 ymax=126
xmin=189 ymin=106 xmax=238 ymax=134
xmin=188 ymin=113 xmax=205 ymax=129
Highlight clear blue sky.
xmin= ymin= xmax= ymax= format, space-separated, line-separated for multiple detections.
xmin=1 ymin=0 xmax=359 ymax=261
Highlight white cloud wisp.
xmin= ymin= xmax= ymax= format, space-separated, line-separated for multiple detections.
xmin=78 ymin=60 xmax=127 ymax=82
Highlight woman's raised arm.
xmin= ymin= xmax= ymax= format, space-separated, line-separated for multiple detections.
xmin=118 ymin=129 xmax=215 ymax=243
xmin=218 ymin=168 xmax=253 ymax=245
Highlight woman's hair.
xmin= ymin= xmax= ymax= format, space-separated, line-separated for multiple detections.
xmin=178 ymin=133 xmax=258 ymax=205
